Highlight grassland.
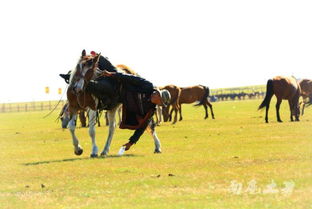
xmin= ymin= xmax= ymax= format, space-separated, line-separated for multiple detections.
xmin=0 ymin=99 xmax=311 ymax=209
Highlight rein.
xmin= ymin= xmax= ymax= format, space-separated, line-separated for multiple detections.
xmin=43 ymin=85 xmax=68 ymax=119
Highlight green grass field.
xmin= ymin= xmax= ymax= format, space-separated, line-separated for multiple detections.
xmin=0 ymin=99 xmax=311 ymax=209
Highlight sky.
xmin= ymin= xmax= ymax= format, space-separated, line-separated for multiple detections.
xmin=0 ymin=0 xmax=312 ymax=103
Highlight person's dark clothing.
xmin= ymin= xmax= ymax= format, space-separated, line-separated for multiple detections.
xmin=112 ymin=72 xmax=156 ymax=136
xmin=86 ymin=76 xmax=120 ymax=110
xmin=86 ymin=71 xmax=157 ymax=144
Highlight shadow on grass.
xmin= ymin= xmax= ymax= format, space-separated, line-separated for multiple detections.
xmin=22 ymin=154 xmax=140 ymax=166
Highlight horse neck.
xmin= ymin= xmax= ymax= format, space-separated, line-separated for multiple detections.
xmin=98 ymin=56 xmax=116 ymax=71
xmin=67 ymin=89 xmax=96 ymax=112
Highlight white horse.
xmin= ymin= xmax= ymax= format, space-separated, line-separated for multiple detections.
xmin=66 ymin=50 xmax=162 ymax=157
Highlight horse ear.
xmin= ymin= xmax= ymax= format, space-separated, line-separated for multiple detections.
xmin=93 ymin=53 xmax=101 ymax=68
xmin=81 ymin=49 xmax=86 ymax=57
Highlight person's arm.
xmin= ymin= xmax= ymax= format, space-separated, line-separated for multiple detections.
xmin=128 ymin=118 xmax=151 ymax=144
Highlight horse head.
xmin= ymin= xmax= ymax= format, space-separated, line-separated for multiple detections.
xmin=69 ymin=49 xmax=101 ymax=94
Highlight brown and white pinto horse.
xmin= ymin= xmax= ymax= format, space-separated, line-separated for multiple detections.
xmin=67 ymin=50 xmax=162 ymax=157
xmin=258 ymin=76 xmax=301 ymax=123
xmin=177 ymin=85 xmax=215 ymax=121
xmin=299 ymin=79 xmax=312 ymax=115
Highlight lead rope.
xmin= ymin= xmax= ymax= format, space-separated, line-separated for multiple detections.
xmin=43 ymin=85 xmax=68 ymax=119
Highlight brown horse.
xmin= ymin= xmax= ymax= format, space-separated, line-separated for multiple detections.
xmin=175 ymin=85 xmax=215 ymax=121
xmin=67 ymin=50 xmax=162 ymax=157
xmin=159 ymin=85 xmax=181 ymax=124
xmin=258 ymin=76 xmax=301 ymax=123
xmin=299 ymin=79 xmax=312 ymax=115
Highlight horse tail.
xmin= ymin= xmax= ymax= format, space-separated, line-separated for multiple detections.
xmin=195 ymin=85 xmax=209 ymax=106
xmin=258 ymin=79 xmax=274 ymax=110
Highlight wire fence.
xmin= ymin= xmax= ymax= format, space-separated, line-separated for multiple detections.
xmin=0 ymin=100 xmax=66 ymax=113
xmin=0 ymin=85 xmax=267 ymax=113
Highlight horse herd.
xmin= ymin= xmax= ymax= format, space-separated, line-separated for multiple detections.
xmin=59 ymin=50 xmax=312 ymax=157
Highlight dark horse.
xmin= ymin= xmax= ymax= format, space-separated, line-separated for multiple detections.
xmin=258 ymin=76 xmax=301 ymax=123
xmin=67 ymin=50 xmax=162 ymax=157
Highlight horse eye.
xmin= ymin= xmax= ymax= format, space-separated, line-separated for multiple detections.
xmin=86 ymin=60 xmax=93 ymax=66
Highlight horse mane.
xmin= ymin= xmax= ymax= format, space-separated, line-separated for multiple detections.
xmin=69 ymin=67 xmax=77 ymax=84
xmin=116 ymin=64 xmax=138 ymax=75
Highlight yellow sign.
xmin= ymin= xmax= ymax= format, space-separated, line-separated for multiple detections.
xmin=45 ymin=87 xmax=49 ymax=94
xmin=58 ymin=88 xmax=62 ymax=95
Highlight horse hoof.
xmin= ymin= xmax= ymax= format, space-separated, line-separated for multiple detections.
xmin=100 ymin=152 xmax=108 ymax=157
xmin=75 ymin=148 xmax=83 ymax=156
xmin=90 ymin=153 xmax=98 ymax=158
xmin=154 ymin=149 xmax=162 ymax=154
xmin=278 ymin=120 xmax=283 ymax=123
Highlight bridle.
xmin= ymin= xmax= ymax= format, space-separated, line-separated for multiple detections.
xmin=71 ymin=54 xmax=101 ymax=108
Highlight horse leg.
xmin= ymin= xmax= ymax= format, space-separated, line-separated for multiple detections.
xmin=79 ymin=111 xmax=87 ymax=127
xmin=207 ymin=101 xmax=215 ymax=119
xmin=158 ymin=106 xmax=163 ymax=124
xmin=203 ymin=104 xmax=208 ymax=119
xmin=301 ymin=102 xmax=305 ymax=116
xmin=68 ymin=114 xmax=83 ymax=155
xmin=179 ymin=105 xmax=183 ymax=121
xmin=288 ymin=100 xmax=295 ymax=122
xmin=88 ymin=110 xmax=98 ymax=157
xmin=276 ymin=99 xmax=283 ymax=122
xmin=155 ymin=105 xmax=162 ymax=125
xmin=100 ymin=105 xmax=118 ymax=156
xmin=146 ymin=119 xmax=162 ymax=153
xmin=172 ymin=104 xmax=178 ymax=124
xmin=97 ymin=111 xmax=101 ymax=127
xmin=118 ymin=106 xmax=122 ymax=125
xmin=105 ymin=111 xmax=109 ymax=126
xmin=168 ymin=106 xmax=174 ymax=122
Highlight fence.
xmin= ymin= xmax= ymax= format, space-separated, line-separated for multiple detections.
xmin=0 ymin=100 xmax=66 ymax=113
xmin=0 ymin=85 xmax=267 ymax=113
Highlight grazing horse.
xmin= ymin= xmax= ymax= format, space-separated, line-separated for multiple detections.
xmin=59 ymin=103 xmax=87 ymax=128
xmin=258 ymin=76 xmax=301 ymax=123
xmin=67 ymin=50 xmax=162 ymax=157
xmin=176 ymin=85 xmax=215 ymax=121
xmin=299 ymin=79 xmax=312 ymax=115
xmin=59 ymin=103 xmax=71 ymax=129
xmin=159 ymin=85 xmax=181 ymax=124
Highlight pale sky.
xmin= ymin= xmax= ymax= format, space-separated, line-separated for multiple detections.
xmin=1 ymin=0 xmax=312 ymax=103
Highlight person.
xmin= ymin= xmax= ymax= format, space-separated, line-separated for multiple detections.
xmin=100 ymin=70 xmax=171 ymax=151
